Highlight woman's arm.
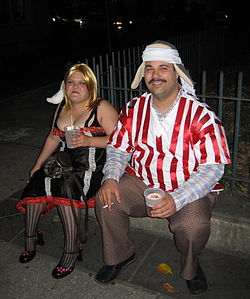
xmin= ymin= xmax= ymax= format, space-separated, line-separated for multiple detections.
xmin=30 ymin=132 xmax=60 ymax=177
xmin=94 ymin=100 xmax=119 ymax=147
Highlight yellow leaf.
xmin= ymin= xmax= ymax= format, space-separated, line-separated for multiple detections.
xmin=163 ymin=282 xmax=175 ymax=293
xmin=156 ymin=263 xmax=173 ymax=274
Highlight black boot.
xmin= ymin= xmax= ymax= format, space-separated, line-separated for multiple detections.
xmin=186 ymin=264 xmax=208 ymax=295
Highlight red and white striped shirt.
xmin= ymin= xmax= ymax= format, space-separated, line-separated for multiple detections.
xmin=108 ymin=91 xmax=231 ymax=192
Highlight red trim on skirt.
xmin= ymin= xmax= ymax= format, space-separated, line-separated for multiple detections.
xmin=16 ymin=196 xmax=95 ymax=217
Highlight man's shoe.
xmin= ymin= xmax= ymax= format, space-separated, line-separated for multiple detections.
xmin=94 ymin=253 xmax=136 ymax=283
xmin=186 ymin=264 xmax=208 ymax=295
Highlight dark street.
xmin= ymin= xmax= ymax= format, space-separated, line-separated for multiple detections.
xmin=1 ymin=1 xmax=249 ymax=100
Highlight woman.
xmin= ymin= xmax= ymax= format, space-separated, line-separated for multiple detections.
xmin=16 ymin=63 xmax=118 ymax=279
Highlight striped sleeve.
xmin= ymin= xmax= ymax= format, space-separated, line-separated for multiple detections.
xmin=191 ymin=105 xmax=231 ymax=165
xmin=102 ymin=145 xmax=132 ymax=182
xmin=170 ymin=163 xmax=225 ymax=211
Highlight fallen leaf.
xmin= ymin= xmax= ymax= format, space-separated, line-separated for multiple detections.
xmin=163 ymin=282 xmax=175 ymax=293
xmin=156 ymin=263 xmax=173 ymax=274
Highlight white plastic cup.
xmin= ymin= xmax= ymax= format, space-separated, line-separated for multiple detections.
xmin=144 ymin=188 xmax=165 ymax=216
xmin=64 ymin=125 xmax=80 ymax=148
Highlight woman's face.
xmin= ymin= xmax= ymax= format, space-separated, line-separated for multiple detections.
xmin=65 ymin=71 xmax=89 ymax=104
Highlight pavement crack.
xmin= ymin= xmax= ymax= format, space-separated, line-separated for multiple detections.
xmin=0 ymin=212 xmax=22 ymax=219
xmin=128 ymin=235 xmax=159 ymax=283
xmin=0 ymin=228 xmax=24 ymax=253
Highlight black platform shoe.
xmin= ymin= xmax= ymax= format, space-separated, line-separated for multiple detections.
xmin=94 ymin=252 xmax=136 ymax=284
xmin=19 ymin=230 xmax=45 ymax=264
xmin=186 ymin=264 xmax=208 ymax=295
xmin=19 ymin=250 xmax=36 ymax=263
xmin=52 ymin=247 xmax=83 ymax=279
xmin=37 ymin=229 xmax=45 ymax=246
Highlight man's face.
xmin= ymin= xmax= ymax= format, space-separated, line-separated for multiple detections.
xmin=144 ymin=61 xmax=179 ymax=100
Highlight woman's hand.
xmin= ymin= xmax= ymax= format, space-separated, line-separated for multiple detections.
xmin=30 ymin=165 xmax=40 ymax=177
xmin=71 ymin=133 xmax=91 ymax=148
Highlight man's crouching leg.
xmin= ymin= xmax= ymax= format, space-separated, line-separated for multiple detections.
xmin=169 ymin=193 xmax=217 ymax=295
xmin=94 ymin=173 xmax=147 ymax=284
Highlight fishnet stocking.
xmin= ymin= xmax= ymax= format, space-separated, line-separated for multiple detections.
xmin=57 ymin=205 xmax=81 ymax=268
xmin=25 ymin=203 xmax=46 ymax=251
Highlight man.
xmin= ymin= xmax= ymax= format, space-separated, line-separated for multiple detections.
xmin=94 ymin=41 xmax=231 ymax=295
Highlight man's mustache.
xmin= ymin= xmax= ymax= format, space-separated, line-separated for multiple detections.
xmin=148 ymin=78 xmax=167 ymax=84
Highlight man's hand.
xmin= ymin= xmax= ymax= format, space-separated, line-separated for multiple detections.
xmin=97 ymin=179 xmax=121 ymax=211
xmin=150 ymin=192 xmax=176 ymax=218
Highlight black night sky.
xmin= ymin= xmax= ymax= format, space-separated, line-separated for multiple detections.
xmin=48 ymin=0 xmax=245 ymax=54
xmin=1 ymin=0 xmax=248 ymax=99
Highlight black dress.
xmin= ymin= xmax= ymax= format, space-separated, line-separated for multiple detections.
xmin=16 ymin=103 xmax=106 ymax=216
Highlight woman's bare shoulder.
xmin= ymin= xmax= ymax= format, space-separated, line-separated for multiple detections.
xmin=98 ymin=99 xmax=117 ymax=112
xmin=97 ymin=99 xmax=118 ymax=125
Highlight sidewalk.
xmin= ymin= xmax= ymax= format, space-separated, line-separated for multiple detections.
xmin=0 ymin=85 xmax=249 ymax=298
xmin=0 ymin=195 xmax=249 ymax=299
xmin=0 ymin=240 xmax=166 ymax=299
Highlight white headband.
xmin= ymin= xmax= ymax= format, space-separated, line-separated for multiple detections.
xmin=140 ymin=47 xmax=196 ymax=96
xmin=142 ymin=48 xmax=183 ymax=65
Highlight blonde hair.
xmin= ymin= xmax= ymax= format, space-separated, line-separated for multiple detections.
xmin=63 ymin=63 xmax=99 ymax=110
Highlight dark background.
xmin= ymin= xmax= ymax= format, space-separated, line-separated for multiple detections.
xmin=0 ymin=0 xmax=248 ymax=100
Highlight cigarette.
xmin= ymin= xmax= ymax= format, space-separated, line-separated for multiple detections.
xmin=103 ymin=202 xmax=114 ymax=209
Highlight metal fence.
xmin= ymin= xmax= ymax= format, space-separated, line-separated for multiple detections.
xmin=83 ymin=45 xmax=250 ymax=195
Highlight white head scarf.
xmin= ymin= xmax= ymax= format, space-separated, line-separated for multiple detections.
xmin=46 ymin=81 xmax=65 ymax=104
xmin=131 ymin=41 xmax=196 ymax=95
